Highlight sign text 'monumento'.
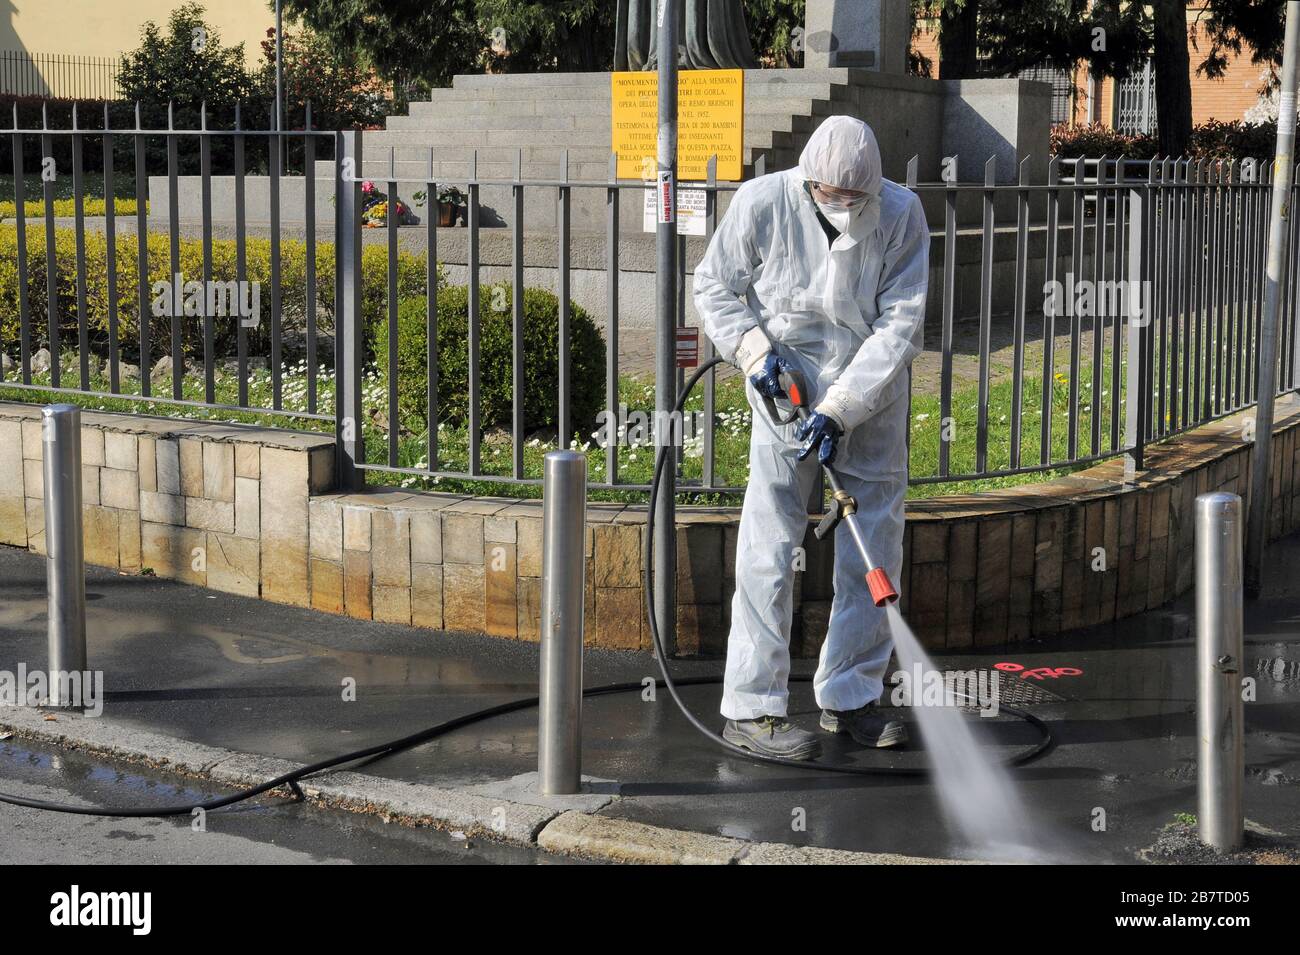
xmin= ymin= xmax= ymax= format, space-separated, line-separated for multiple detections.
xmin=611 ymin=69 xmax=745 ymax=181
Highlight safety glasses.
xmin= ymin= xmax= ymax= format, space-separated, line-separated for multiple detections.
xmin=808 ymin=181 xmax=870 ymax=210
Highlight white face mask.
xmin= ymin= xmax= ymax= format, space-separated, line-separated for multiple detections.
xmin=817 ymin=202 xmax=858 ymax=233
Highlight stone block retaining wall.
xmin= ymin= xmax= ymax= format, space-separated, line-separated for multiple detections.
xmin=0 ymin=405 xmax=333 ymax=605
xmin=3 ymin=396 xmax=1299 ymax=652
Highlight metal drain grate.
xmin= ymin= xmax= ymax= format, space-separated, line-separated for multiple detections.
xmin=990 ymin=670 xmax=1068 ymax=707
xmin=890 ymin=667 xmax=1069 ymax=712
xmin=948 ymin=670 xmax=1069 ymax=713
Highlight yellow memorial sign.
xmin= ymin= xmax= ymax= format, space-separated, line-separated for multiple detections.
xmin=611 ymin=69 xmax=745 ymax=181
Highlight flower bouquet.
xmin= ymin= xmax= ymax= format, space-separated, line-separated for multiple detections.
xmin=360 ymin=180 xmax=420 ymax=227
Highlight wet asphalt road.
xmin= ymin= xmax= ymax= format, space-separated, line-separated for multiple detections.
xmin=0 ymin=736 xmax=577 ymax=865
xmin=0 ymin=537 xmax=1297 ymax=863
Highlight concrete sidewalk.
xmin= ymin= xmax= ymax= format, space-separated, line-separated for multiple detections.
xmin=1 ymin=540 xmax=1297 ymax=864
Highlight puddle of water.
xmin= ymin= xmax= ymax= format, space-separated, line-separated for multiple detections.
xmin=0 ymin=588 xmax=517 ymax=689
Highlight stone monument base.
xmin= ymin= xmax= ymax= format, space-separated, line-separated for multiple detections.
xmin=156 ymin=68 xmax=1051 ymax=235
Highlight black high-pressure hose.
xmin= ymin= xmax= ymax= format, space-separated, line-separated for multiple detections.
xmin=0 ymin=677 xmax=723 ymax=816
xmin=0 ymin=359 xmax=1050 ymax=817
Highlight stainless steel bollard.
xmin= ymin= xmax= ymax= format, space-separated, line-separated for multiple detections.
xmin=42 ymin=404 xmax=87 ymax=708
xmin=1195 ymin=492 xmax=1245 ymax=851
xmin=538 ymin=451 xmax=587 ymax=795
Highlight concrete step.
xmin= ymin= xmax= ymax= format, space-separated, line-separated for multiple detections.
xmin=743 ymin=67 xmax=896 ymax=87
xmin=445 ymin=67 xmax=873 ymax=90
xmin=424 ymin=79 xmax=846 ymax=104
xmin=386 ymin=111 xmax=610 ymax=132
xmin=318 ymin=157 xmax=779 ymax=186
xmin=452 ymin=71 xmax=608 ymax=89
xmin=319 ymin=148 xmax=617 ymax=174
xmin=429 ymin=84 xmax=612 ymax=103
xmin=364 ymin=126 xmax=797 ymax=151
xmin=315 ymin=145 xmax=788 ymax=190
xmin=329 ymin=131 xmax=793 ymax=162
xmin=409 ymin=97 xmax=611 ymax=118
xmin=364 ymin=128 xmax=611 ymax=148
xmin=405 ymin=95 xmax=835 ymax=121
xmin=343 ymin=161 xmax=617 ymax=184
xmin=385 ymin=110 xmax=817 ymax=137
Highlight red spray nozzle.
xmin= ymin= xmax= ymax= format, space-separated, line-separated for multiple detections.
xmin=865 ymin=568 xmax=899 ymax=607
xmin=778 ymin=369 xmax=808 ymax=411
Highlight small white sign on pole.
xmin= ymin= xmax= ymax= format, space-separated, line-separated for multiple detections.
xmin=643 ymin=187 xmax=707 ymax=236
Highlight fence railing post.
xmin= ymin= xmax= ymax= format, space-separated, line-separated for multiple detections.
xmin=1195 ymin=492 xmax=1245 ymax=852
xmin=42 ymin=404 xmax=87 ymax=707
xmin=1124 ymin=161 xmax=1151 ymax=477
xmin=1246 ymin=0 xmax=1300 ymax=597
xmin=538 ymin=450 xmax=587 ymax=796
xmin=335 ymin=129 xmax=365 ymax=490
xmin=653 ymin=0 xmax=679 ymax=658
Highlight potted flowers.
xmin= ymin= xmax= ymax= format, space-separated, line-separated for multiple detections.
xmin=415 ymin=185 xmax=466 ymax=226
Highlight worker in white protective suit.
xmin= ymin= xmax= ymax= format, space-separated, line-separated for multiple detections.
xmin=693 ymin=116 xmax=928 ymax=759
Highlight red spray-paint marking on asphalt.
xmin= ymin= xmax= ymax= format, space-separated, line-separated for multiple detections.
xmin=995 ymin=662 xmax=1084 ymax=680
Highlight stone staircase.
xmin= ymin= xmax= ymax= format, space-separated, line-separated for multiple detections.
xmin=319 ymin=68 xmax=916 ymax=233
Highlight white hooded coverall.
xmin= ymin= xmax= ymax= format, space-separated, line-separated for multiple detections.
xmin=693 ymin=116 xmax=929 ymax=720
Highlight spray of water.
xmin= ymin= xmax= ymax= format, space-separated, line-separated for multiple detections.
xmin=885 ymin=604 xmax=1049 ymax=862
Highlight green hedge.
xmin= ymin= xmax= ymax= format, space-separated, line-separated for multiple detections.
xmin=1051 ymin=120 xmax=1279 ymax=163
xmin=0 ymin=224 xmax=433 ymax=364
xmin=378 ymin=287 xmax=605 ymax=440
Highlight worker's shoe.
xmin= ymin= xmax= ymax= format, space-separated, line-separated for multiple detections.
xmin=820 ymin=702 xmax=908 ymax=748
xmin=723 ymin=716 xmax=822 ymax=760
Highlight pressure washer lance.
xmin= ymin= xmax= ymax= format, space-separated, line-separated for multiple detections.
xmin=641 ymin=356 xmax=1050 ymax=777
xmin=762 ymin=367 xmax=898 ymax=607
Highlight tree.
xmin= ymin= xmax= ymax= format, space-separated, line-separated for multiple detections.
xmin=917 ymin=0 xmax=1285 ymax=157
xmin=474 ymin=0 xmax=616 ymax=73
xmin=972 ymin=1 xmax=1149 ymax=78
xmin=117 ymin=2 xmax=257 ymax=121
xmin=474 ymin=0 xmax=803 ymax=71
xmin=275 ymin=0 xmax=483 ymax=90
xmin=253 ymin=25 xmax=390 ymax=129
xmin=279 ymin=0 xmax=812 ymax=85
xmin=744 ymin=0 xmax=805 ymax=68
xmin=1151 ymin=0 xmax=1192 ymax=157
xmin=1199 ymin=0 xmax=1290 ymax=79
xmin=116 ymin=3 xmax=262 ymax=172
xmin=937 ymin=0 xmax=980 ymax=79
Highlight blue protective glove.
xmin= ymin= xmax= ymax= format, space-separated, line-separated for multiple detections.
xmin=749 ymin=352 xmax=793 ymax=399
xmin=796 ymin=412 xmax=843 ymax=467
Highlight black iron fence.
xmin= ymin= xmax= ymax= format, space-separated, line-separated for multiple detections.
xmin=0 ymin=107 xmax=1294 ymax=496
xmin=0 ymin=51 xmax=123 ymax=100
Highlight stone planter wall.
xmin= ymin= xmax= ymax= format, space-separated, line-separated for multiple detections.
xmin=0 ymin=404 xmax=333 ymax=604
xmin=3 ymin=395 xmax=1299 ymax=652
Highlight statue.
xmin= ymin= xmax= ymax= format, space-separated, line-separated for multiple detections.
xmin=615 ymin=0 xmax=759 ymax=71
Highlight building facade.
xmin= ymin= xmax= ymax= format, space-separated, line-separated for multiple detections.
xmin=912 ymin=2 xmax=1271 ymax=133
xmin=1 ymin=0 xmax=276 ymax=98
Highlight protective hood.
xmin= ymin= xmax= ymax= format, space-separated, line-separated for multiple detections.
xmin=798 ymin=115 xmax=883 ymax=198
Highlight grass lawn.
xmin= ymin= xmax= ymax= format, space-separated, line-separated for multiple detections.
xmin=0 ymin=348 xmax=1128 ymax=504
xmin=0 ymin=172 xmax=137 ymax=203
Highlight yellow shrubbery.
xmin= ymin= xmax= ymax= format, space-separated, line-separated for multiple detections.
xmin=0 ymin=199 xmax=144 ymax=219
xmin=0 ymin=224 xmax=435 ymax=360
